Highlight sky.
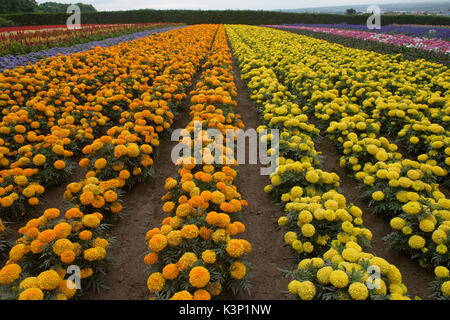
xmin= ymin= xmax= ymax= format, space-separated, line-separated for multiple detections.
xmin=35 ymin=0 xmax=446 ymax=12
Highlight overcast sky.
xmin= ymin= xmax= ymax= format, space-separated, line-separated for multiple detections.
xmin=36 ymin=0 xmax=444 ymax=11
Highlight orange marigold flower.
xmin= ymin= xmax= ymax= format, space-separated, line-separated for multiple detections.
xmin=144 ymin=252 xmax=158 ymax=265
xmin=79 ymin=230 xmax=92 ymax=241
xmin=189 ymin=266 xmax=210 ymax=288
xmin=54 ymin=160 xmax=66 ymax=170
xmin=162 ymin=263 xmax=180 ymax=280
xmin=169 ymin=290 xmax=193 ymax=300
xmin=37 ymin=229 xmax=56 ymax=244
xmin=193 ymin=289 xmax=211 ymax=300
xmin=18 ymin=288 xmax=44 ymax=300
xmin=53 ymin=222 xmax=72 ymax=239
xmin=60 ymin=250 xmax=76 ymax=264
xmin=180 ymin=224 xmax=199 ymax=239
xmin=0 ymin=264 xmax=22 ymax=285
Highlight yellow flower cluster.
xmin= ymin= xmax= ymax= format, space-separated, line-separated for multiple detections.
xmin=227 ymin=24 xmax=411 ymax=300
xmin=144 ymin=26 xmax=251 ymax=300
xmin=0 ymin=25 xmax=219 ymax=300
xmin=229 ymin=24 xmax=450 ymax=298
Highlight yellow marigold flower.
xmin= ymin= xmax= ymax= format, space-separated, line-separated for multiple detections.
xmin=435 ymin=266 xmax=449 ymax=278
xmin=82 ymin=214 xmax=100 ymax=228
xmin=169 ymin=290 xmax=193 ymax=300
xmin=52 ymin=239 xmax=74 ymax=256
xmin=408 ymin=235 xmax=426 ymax=249
xmin=390 ymin=217 xmax=406 ymax=230
xmin=149 ymin=234 xmax=168 ymax=252
xmin=93 ymin=238 xmax=109 ymax=249
xmin=330 ymin=270 xmax=349 ymax=288
xmin=226 ymin=239 xmax=245 ymax=258
xmin=18 ymin=276 xmax=39 ymax=290
xmin=147 ymin=272 xmax=165 ymax=293
xmin=371 ymin=190 xmax=384 ymax=202
xmin=441 ymin=281 xmax=450 ymax=297
xmin=298 ymin=281 xmax=316 ymax=300
xmin=348 ymin=282 xmax=369 ymax=300
xmin=317 ymin=266 xmax=333 ymax=284
xmin=202 ymin=250 xmax=216 ymax=264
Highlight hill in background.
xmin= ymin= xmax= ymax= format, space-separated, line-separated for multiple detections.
xmin=279 ymin=1 xmax=450 ymax=16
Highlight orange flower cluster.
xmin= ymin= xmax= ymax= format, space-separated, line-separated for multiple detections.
xmin=0 ymin=25 xmax=219 ymax=300
xmin=0 ymin=25 xmax=192 ymax=217
xmin=144 ymin=26 xmax=251 ymax=301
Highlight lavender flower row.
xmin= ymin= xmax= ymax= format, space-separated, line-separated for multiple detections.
xmin=280 ymin=23 xmax=450 ymax=40
xmin=0 ymin=26 xmax=183 ymax=72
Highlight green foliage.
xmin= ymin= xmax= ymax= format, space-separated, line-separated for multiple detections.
xmin=0 ymin=9 xmax=449 ymax=27
xmin=38 ymin=2 xmax=97 ymax=13
xmin=0 ymin=16 xmax=13 ymax=25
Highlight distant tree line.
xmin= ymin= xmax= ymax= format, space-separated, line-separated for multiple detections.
xmin=0 ymin=0 xmax=97 ymax=14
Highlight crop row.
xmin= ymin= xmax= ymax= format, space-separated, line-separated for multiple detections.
xmin=227 ymin=25 xmax=413 ymax=300
xmin=143 ymin=25 xmax=251 ymax=300
xmin=0 ymin=25 xmax=218 ymax=300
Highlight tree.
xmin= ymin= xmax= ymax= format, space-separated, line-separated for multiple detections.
xmin=38 ymin=2 xmax=97 ymax=13
xmin=346 ymin=8 xmax=357 ymax=15
xmin=0 ymin=0 xmax=39 ymax=14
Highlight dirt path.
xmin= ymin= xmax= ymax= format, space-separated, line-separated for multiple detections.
xmin=315 ymin=136 xmax=435 ymax=299
xmin=230 ymin=49 xmax=296 ymax=300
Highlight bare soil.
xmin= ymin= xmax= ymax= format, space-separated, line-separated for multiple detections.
xmin=230 ymin=54 xmax=296 ymax=300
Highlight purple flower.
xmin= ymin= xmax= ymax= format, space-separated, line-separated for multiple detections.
xmin=0 ymin=26 xmax=183 ymax=72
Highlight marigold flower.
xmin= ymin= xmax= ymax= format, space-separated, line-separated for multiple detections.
xmin=189 ymin=266 xmax=210 ymax=288
xmin=18 ymin=288 xmax=44 ymax=300
xmin=37 ymin=270 xmax=61 ymax=290
xmin=147 ymin=272 xmax=165 ymax=293
xmin=0 ymin=264 xmax=22 ymax=284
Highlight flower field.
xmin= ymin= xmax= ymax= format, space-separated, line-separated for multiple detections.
xmin=267 ymin=25 xmax=450 ymax=54
xmin=0 ymin=22 xmax=448 ymax=301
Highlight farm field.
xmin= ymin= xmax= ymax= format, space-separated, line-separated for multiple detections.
xmin=0 ymin=20 xmax=448 ymax=302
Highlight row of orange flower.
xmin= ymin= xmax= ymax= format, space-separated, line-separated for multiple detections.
xmin=143 ymin=25 xmax=252 ymax=300
xmin=0 ymin=24 xmax=200 ymax=245
xmin=0 ymin=25 xmax=218 ymax=300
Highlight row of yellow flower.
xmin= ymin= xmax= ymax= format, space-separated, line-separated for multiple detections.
xmin=229 ymin=25 xmax=449 ymax=299
xmin=0 ymin=25 xmax=219 ymax=300
xmin=143 ymin=25 xmax=251 ymax=301
xmin=227 ymin=24 xmax=412 ymax=300
xmin=0 ymin=25 xmax=197 ymax=221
